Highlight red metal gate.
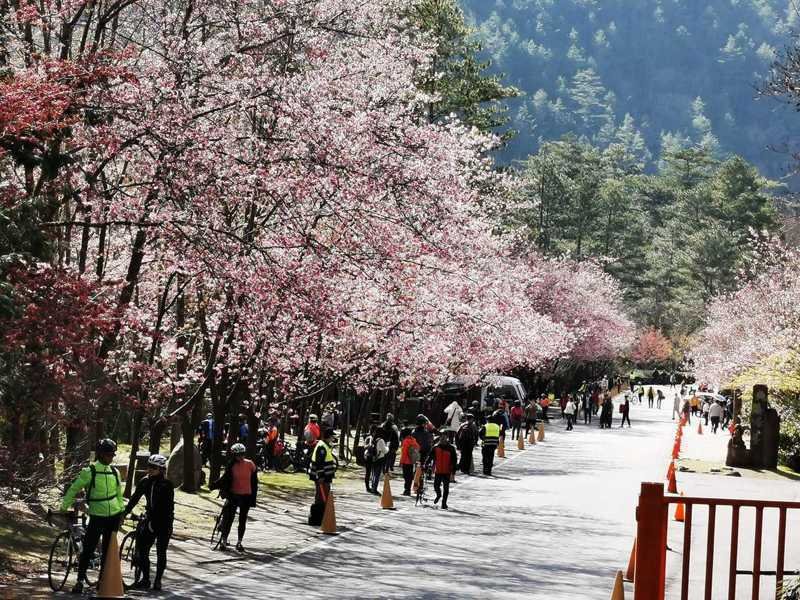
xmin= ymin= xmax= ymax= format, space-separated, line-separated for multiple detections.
xmin=633 ymin=482 xmax=800 ymax=600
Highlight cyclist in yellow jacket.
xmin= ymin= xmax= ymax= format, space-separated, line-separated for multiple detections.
xmin=61 ymin=438 xmax=125 ymax=594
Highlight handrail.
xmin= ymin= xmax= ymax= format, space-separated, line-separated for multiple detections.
xmin=634 ymin=482 xmax=800 ymax=600
xmin=662 ymin=494 xmax=800 ymax=510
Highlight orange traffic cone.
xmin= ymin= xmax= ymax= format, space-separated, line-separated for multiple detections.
xmin=528 ymin=429 xmax=536 ymax=444
xmin=674 ymin=493 xmax=685 ymax=522
xmin=320 ymin=491 xmax=338 ymax=534
xmin=666 ymin=461 xmax=675 ymax=482
xmin=380 ymin=473 xmax=396 ymax=510
xmin=517 ymin=435 xmax=525 ymax=450
xmin=90 ymin=533 xmax=128 ymax=599
xmin=610 ymin=569 xmax=625 ymax=600
xmin=697 ymin=421 xmax=703 ymax=435
xmin=625 ymin=538 xmax=636 ymax=582
xmin=412 ymin=465 xmax=423 ymax=493
xmin=537 ymin=422 xmax=545 ymax=442
xmin=497 ymin=437 xmax=506 ymax=458
xmin=672 ymin=441 xmax=680 ymax=460
xmin=668 ymin=466 xmax=678 ymax=494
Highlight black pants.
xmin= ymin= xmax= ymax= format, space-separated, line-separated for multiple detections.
xmin=78 ymin=514 xmax=122 ymax=581
xmin=433 ymin=474 xmax=450 ymax=506
xmin=711 ymin=416 xmax=720 ymax=433
xmin=584 ymin=406 xmax=591 ymax=424
xmin=458 ymin=444 xmax=474 ymax=474
xmin=648 ymin=398 xmax=654 ymax=408
xmin=511 ymin=422 xmax=522 ymax=440
xmin=385 ymin=450 xmax=397 ymax=472
xmin=220 ymin=494 xmax=251 ymax=542
xmin=482 ymin=445 xmax=496 ymax=475
xmin=402 ymin=463 xmax=414 ymax=493
xmin=704 ymin=413 xmax=709 ymax=426
xmin=565 ymin=415 xmax=573 ymax=430
xmin=524 ymin=419 xmax=535 ymax=436
xmin=137 ymin=524 xmax=171 ymax=583
xmin=620 ymin=412 xmax=631 ymax=427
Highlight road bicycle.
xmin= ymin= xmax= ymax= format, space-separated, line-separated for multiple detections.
xmin=415 ymin=463 xmax=432 ymax=507
xmin=209 ymin=499 xmax=229 ymax=550
xmin=46 ymin=509 xmax=99 ymax=592
xmin=119 ymin=513 xmax=157 ymax=589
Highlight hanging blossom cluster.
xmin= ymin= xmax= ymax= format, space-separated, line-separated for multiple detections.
xmin=0 ymin=0 xmax=634 ymax=416
xmin=692 ymin=245 xmax=800 ymax=387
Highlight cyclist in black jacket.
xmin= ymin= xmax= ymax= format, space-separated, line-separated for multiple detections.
xmin=123 ymin=454 xmax=174 ymax=591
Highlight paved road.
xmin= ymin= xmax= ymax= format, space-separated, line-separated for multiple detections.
xmin=163 ymin=396 xmax=675 ymax=600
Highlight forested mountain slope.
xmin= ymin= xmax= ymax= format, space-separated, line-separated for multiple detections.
xmin=463 ymin=0 xmax=797 ymax=179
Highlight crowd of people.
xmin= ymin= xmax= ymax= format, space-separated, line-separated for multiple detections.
xmin=59 ymin=375 xmax=736 ymax=595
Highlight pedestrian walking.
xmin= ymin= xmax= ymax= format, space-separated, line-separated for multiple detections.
xmin=456 ymin=414 xmax=478 ymax=475
xmin=122 ymin=454 xmax=174 ymax=591
xmin=709 ymin=401 xmax=723 ymax=433
xmin=510 ymin=401 xmax=524 ymax=440
xmin=210 ymin=443 xmax=258 ymax=552
xmin=443 ymin=397 xmax=464 ymax=433
xmin=564 ymin=397 xmax=576 ymax=430
xmin=399 ymin=427 xmax=420 ymax=495
xmin=702 ymin=401 xmax=710 ymax=426
xmin=637 ymin=386 xmax=644 ymax=404
xmin=600 ymin=394 xmax=614 ymax=429
xmin=308 ymin=428 xmax=337 ymax=526
xmin=60 ymin=438 xmax=125 ymax=594
xmin=427 ymin=434 xmax=457 ymax=510
xmin=647 ymin=386 xmax=655 ymax=408
xmin=657 ymin=389 xmax=664 ymax=409
xmin=540 ymin=394 xmax=550 ymax=422
xmin=412 ymin=415 xmax=434 ymax=466
xmin=479 ymin=415 xmax=502 ymax=476
xmin=524 ymin=399 xmax=537 ymax=437
xmin=380 ymin=414 xmax=399 ymax=472
xmin=582 ymin=392 xmax=592 ymax=424
xmin=363 ymin=425 xmax=387 ymax=494
xmin=672 ymin=393 xmax=681 ymax=420
xmin=619 ymin=395 xmax=631 ymax=428
xmin=682 ymin=399 xmax=692 ymax=424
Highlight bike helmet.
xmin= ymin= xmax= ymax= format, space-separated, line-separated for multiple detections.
xmin=309 ymin=414 xmax=318 ymax=421
xmin=416 ymin=414 xmax=428 ymax=426
xmin=230 ymin=443 xmax=246 ymax=455
xmin=95 ymin=438 xmax=117 ymax=454
xmin=148 ymin=454 xmax=168 ymax=469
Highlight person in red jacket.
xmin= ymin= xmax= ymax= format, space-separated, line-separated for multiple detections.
xmin=426 ymin=433 xmax=457 ymax=510
xmin=398 ymin=428 xmax=420 ymax=496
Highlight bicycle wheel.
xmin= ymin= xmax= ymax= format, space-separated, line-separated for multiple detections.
xmin=119 ymin=531 xmax=138 ymax=589
xmin=48 ymin=531 xmax=73 ymax=591
xmin=209 ymin=509 xmax=224 ymax=550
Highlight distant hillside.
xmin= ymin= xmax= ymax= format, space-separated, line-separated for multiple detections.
xmin=462 ymin=0 xmax=798 ymax=179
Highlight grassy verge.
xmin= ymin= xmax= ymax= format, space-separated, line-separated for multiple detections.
xmin=0 ymin=504 xmax=53 ymax=586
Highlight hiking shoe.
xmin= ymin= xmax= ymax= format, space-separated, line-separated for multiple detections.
xmin=235 ymin=542 xmax=245 ymax=552
xmin=441 ymin=504 xmax=449 ymax=510
xmin=433 ymin=494 xmax=441 ymax=504
xmin=132 ymin=579 xmax=151 ymax=590
xmin=218 ymin=540 xmax=228 ymax=551
xmin=153 ymin=579 xmax=162 ymax=591
xmin=71 ymin=580 xmax=84 ymax=594
xmin=402 ymin=491 xmax=411 ymax=496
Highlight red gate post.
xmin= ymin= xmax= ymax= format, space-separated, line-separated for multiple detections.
xmin=634 ymin=482 xmax=668 ymax=600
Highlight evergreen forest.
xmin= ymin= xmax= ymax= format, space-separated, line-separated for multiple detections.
xmin=462 ymin=0 xmax=798 ymax=181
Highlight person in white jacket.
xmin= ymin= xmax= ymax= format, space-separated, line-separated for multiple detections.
xmin=443 ymin=399 xmax=464 ymax=435
xmin=672 ymin=393 xmax=682 ymax=420
xmin=564 ymin=398 xmax=576 ymax=431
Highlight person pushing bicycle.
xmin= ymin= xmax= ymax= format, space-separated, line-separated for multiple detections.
xmin=122 ymin=454 xmax=174 ymax=591
xmin=209 ymin=443 xmax=257 ymax=552
xmin=61 ymin=438 xmax=124 ymax=594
